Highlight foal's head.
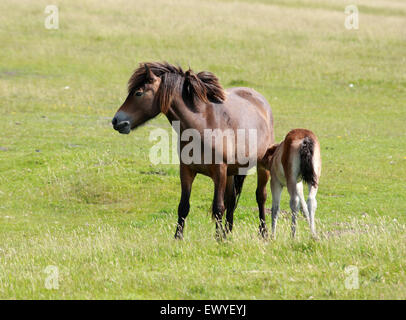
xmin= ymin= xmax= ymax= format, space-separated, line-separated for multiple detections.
xmin=263 ymin=143 xmax=280 ymax=168
xmin=112 ymin=62 xmax=226 ymax=134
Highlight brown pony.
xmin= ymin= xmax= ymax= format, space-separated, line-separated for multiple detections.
xmin=112 ymin=62 xmax=274 ymax=239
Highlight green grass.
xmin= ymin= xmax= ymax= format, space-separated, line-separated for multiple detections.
xmin=0 ymin=0 xmax=405 ymax=299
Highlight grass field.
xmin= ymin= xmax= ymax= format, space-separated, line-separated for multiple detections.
xmin=0 ymin=0 xmax=405 ymax=299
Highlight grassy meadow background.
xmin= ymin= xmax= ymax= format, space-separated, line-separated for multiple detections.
xmin=0 ymin=0 xmax=405 ymax=299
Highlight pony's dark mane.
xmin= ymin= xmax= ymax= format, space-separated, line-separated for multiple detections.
xmin=128 ymin=62 xmax=226 ymax=114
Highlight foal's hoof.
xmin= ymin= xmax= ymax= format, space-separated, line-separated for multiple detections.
xmin=311 ymin=233 xmax=320 ymax=241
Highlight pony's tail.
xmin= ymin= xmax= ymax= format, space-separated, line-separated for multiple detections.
xmin=213 ymin=175 xmax=246 ymax=220
xmin=233 ymin=175 xmax=246 ymax=207
xmin=299 ymin=137 xmax=317 ymax=187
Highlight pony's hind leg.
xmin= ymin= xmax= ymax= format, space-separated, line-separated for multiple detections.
xmin=307 ymin=184 xmax=318 ymax=238
xmin=270 ymin=177 xmax=283 ymax=240
xmin=224 ymin=176 xmax=236 ymax=234
xmin=256 ymin=166 xmax=270 ymax=239
xmin=174 ymin=164 xmax=196 ymax=240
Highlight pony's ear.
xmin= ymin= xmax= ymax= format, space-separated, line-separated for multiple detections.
xmin=145 ymin=64 xmax=158 ymax=83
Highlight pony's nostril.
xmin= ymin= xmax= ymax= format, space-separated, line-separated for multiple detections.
xmin=112 ymin=117 xmax=118 ymax=126
xmin=116 ymin=120 xmax=130 ymax=130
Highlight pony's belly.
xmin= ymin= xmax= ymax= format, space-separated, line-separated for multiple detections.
xmin=187 ymin=164 xmax=212 ymax=176
xmin=186 ymin=163 xmax=255 ymax=177
xmin=226 ymin=163 xmax=255 ymax=176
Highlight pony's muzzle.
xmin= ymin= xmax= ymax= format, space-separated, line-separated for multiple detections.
xmin=112 ymin=116 xmax=131 ymax=134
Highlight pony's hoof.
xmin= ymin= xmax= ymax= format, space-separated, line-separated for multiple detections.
xmin=225 ymin=223 xmax=233 ymax=234
xmin=174 ymin=231 xmax=184 ymax=240
xmin=259 ymin=225 xmax=269 ymax=240
xmin=215 ymin=231 xmax=227 ymax=242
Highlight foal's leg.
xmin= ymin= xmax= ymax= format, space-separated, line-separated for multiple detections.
xmin=256 ymin=166 xmax=270 ymax=239
xmin=224 ymin=176 xmax=236 ymax=234
xmin=287 ymin=179 xmax=300 ymax=238
xmin=174 ymin=164 xmax=196 ymax=240
xmin=297 ymin=181 xmax=310 ymax=223
xmin=212 ymin=164 xmax=228 ymax=240
xmin=270 ymin=177 xmax=283 ymax=240
xmin=307 ymin=184 xmax=318 ymax=238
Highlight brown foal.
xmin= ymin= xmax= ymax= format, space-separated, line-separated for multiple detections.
xmin=264 ymin=129 xmax=321 ymax=239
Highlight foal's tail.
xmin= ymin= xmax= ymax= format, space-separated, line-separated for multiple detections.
xmin=299 ymin=137 xmax=317 ymax=187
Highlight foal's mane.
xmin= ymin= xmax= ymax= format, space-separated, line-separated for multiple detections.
xmin=128 ymin=62 xmax=226 ymax=114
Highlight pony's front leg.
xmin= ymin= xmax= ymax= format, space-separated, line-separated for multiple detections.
xmin=211 ymin=164 xmax=228 ymax=241
xmin=174 ymin=164 xmax=196 ymax=240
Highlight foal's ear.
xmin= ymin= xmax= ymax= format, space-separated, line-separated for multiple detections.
xmin=145 ymin=64 xmax=158 ymax=83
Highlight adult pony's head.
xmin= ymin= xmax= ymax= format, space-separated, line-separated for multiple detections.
xmin=112 ymin=62 xmax=226 ymax=134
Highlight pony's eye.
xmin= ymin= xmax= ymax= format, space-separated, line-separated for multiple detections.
xmin=135 ymin=91 xmax=143 ymax=97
